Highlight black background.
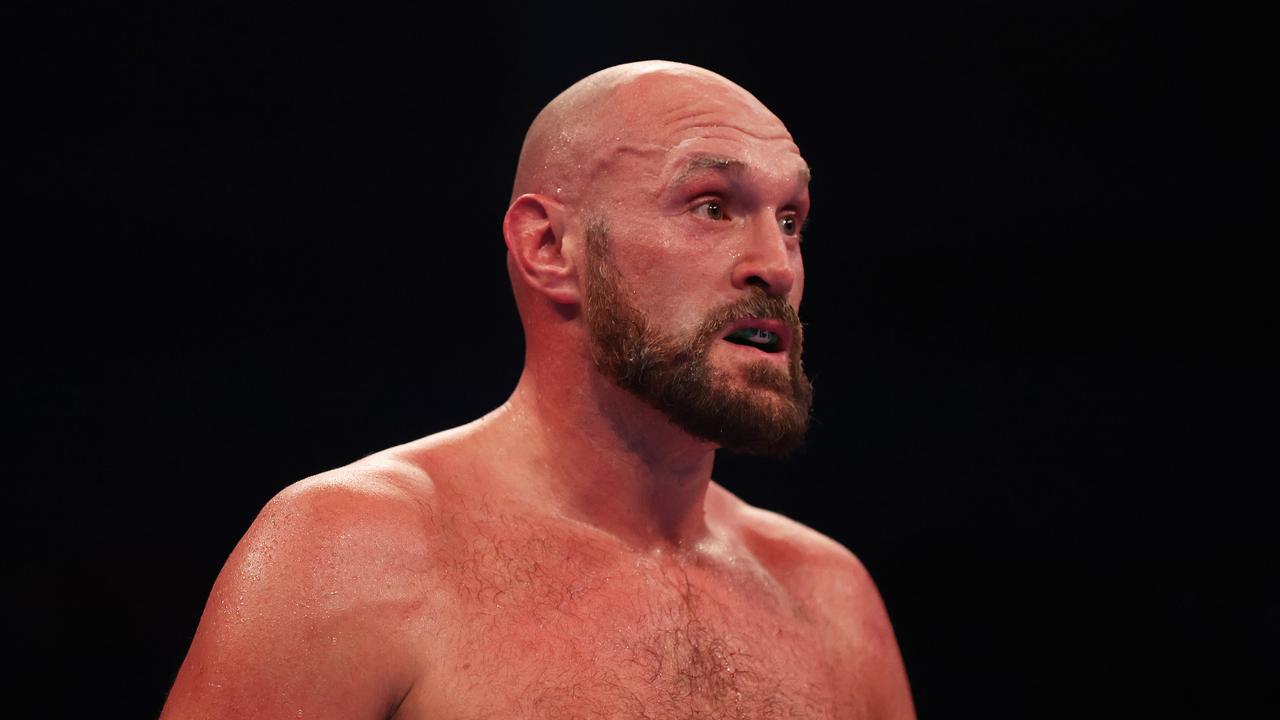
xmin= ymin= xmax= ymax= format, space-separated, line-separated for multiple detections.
xmin=9 ymin=1 xmax=1276 ymax=717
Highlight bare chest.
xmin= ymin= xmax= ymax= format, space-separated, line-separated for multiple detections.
xmin=398 ymin=520 xmax=864 ymax=719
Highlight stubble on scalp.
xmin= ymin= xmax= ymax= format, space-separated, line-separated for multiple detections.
xmin=583 ymin=217 xmax=813 ymax=457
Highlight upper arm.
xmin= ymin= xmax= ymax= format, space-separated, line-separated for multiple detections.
xmin=830 ymin=553 xmax=916 ymax=720
xmin=161 ymin=475 xmax=434 ymax=720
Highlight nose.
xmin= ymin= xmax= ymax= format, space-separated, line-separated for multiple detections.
xmin=730 ymin=214 xmax=800 ymax=298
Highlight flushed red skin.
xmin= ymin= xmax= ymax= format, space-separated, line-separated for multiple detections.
xmin=162 ymin=61 xmax=915 ymax=719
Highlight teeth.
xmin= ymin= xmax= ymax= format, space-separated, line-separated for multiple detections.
xmin=728 ymin=327 xmax=778 ymax=344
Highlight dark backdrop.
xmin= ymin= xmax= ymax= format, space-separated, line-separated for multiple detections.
xmin=10 ymin=1 xmax=1275 ymax=717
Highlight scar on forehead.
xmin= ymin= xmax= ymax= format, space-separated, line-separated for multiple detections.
xmin=671 ymin=155 xmax=812 ymax=187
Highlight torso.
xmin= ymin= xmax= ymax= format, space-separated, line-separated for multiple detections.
xmin=378 ymin=445 xmax=874 ymax=719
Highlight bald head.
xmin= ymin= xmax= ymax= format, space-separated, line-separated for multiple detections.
xmin=510 ymin=61 xmax=791 ymax=208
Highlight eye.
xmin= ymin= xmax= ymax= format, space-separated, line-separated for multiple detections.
xmin=779 ymin=215 xmax=799 ymax=236
xmin=693 ymin=200 xmax=726 ymax=221
xmin=781 ymin=213 xmax=809 ymax=238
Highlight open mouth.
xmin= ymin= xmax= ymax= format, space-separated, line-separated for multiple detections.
xmin=721 ymin=319 xmax=789 ymax=354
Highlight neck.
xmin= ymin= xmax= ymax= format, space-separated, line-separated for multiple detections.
xmin=481 ymin=364 xmax=718 ymax=551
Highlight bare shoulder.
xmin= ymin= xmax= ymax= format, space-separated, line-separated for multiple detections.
xmin=712 ymin=484 xmax=872 ymax=597
xmin=230 ymin=450 xmax=444 ymax=602
xmin=162 ymin=451 xmax=443 ymax=719
xmin=258 ymin=450 xmax=442 ymax=561
xmin=711 ymin=484 xmax=917 ymax=718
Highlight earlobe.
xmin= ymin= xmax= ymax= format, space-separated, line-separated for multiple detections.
xmin=503 ymin=194 xmax=580 ymax=305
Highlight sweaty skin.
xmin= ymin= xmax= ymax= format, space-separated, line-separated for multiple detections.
xmin=162 ymin=62 xmax=915 ymax=719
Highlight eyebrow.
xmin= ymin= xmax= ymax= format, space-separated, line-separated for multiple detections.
xmin=670 ymin=156 xmax=745 ymax=187
xmin=669 ymin=155 xmax=812 ymax=188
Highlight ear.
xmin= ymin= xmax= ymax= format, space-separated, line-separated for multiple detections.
xmin=503 ymin=193 xmax=580 ymax=304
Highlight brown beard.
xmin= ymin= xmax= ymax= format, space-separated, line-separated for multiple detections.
xmin=583 ymin=216 xmax=813 ymax=457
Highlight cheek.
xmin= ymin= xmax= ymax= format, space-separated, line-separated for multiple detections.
xmin=631 ymin=262 xmax=700 ymax=316
xmin=613 ymin=225 xmax=692 ymax=287
xmin=622 ymin=252 xmax=713 ymax=325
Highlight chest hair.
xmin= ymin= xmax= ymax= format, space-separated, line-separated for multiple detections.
xmin=425 ymin=511 xmax=850 ymax=719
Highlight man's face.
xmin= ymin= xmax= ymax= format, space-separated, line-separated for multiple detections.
xmin=575 ymin=71 xmax=814 ymax=456
xmin=585 ymin=218 xmax=812 ymax=457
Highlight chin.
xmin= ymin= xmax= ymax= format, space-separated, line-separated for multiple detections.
xmin=689 ymin=367 xmax=812 ymax=458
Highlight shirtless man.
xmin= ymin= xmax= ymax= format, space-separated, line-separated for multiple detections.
xmin=161 ymin=61 xmax=915 ymax=719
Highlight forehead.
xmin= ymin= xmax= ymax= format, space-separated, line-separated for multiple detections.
xmin=592 ymin=74 xmax=809 ymax=188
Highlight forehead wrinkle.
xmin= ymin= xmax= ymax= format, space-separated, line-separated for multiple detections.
xmin=586 ymin=121 xmax=803 ymax=202
xmin=662 ymin=152 xmax=811 ymax=198
xmin=662 ymin=123 xmax=797 ymax=147
xmin=657 ymin=106 xmax=721 ymax=126
xmin=659 ymin=109 xmax=793 ymax=139
xmin=641 ymin=98 xmax=797 ymax=150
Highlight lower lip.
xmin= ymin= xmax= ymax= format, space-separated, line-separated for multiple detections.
xmin=719 ymin=339 xmax=789 ymax=365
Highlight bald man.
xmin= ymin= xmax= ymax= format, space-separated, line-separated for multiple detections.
xmin=162 ymin=62 xmax=915 ymax=719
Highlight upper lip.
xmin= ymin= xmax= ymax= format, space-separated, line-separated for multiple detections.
xmin=721 ymin=317 xmax=791 ymax=353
